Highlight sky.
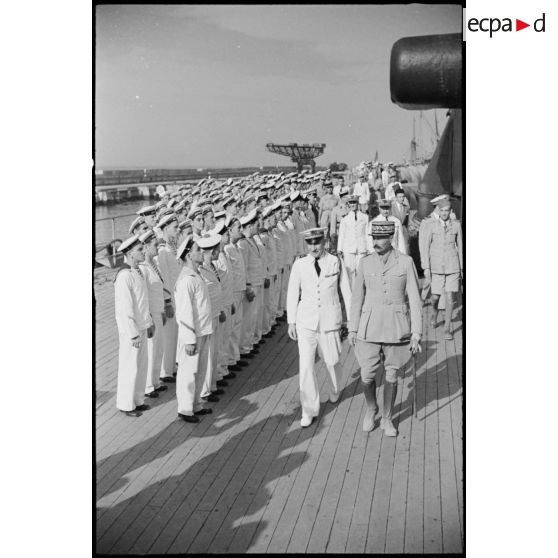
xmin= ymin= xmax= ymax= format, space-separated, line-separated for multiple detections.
xmin=95 ymin=4 xmax=462 ymax=169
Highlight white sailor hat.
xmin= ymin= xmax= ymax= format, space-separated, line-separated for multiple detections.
xmin=175 ymin=199 xmax=187 ymax=212
xmin=176 ymin=235 xmax=195 ymax=260
xmin=138 ymin=229 xmax=156 ymax=243
xmin=155 ymin=200 xmax=166 ymax=210
xmin=156 ymin=185 xmax=167 ymax=197
xmin=261 ymin=205 xmax=275 ymax=218
xmin=290 ymin=191 xmax=301 ymax=202
xmin=301 ymin=227 xmax=327 ymax=241
xmin=222 ymin=195 xmax=236 ymax=208
xmin=178 ymin=218 xmax=192 ymax=231
xmin=128 ymin=216 xmax=145 ymax=234
xmin=431 ymin=194 xmax=450 ymax=205
xmin=197 ymin=234 xmax=222 ymax=250
xmin=117 ymin=235 xmax=141 ymax=253
xmin=188 ymin=207 xmax=203 ymax=220
xmin=158 ymin=213 xmax=179 ymax=228
xmin=136 ymin=205 xmax=157 ymax=216
xmin=167 ymin=198 xmax=177 ymax=209
xmin=211 ymin=220 xmax=228 ymax=235
xmin=239 ymin=209 xmax=258 ymax=226
xmin=213 ymin=210 xmax=226 ymax=220
xmin=201 ymin=205 xmax=214 ymax=216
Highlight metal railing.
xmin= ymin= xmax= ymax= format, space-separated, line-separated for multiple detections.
xmin=95 ymin=212 xmax=137 ymax=250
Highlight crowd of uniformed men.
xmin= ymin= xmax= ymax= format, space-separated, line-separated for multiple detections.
xmin=112 ymin=163 xmax=462 ymax=437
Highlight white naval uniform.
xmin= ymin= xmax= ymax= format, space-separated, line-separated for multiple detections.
xmin=367 ymin=215 xmax=406 ymax=254
xmin=270 ymin=227 xmax=284 ymax=320
xmin=114 ymin=266 xmax=153 ymax=412
xmin=238 ymin=236 xmax=264 ymax=354
xmin=174 ymin=266 xmax=213 ymax=416
xmin=138 ymin=262 xmax=167 ymax=394
xmin=199 ymin=262 xmax=224 ymax=396
xmin=157 ymin=243 xmax=182 ymax=378
xmin=253 ymin=234 xmax=268 ymax=344
xmin=215 ymin=251 xmax=234 ymax=373
xmin=224 ymin=241 xmax=246 ymax=364
xmin=277 ymin=221 xmax=293 ymax=314
xmin=352 ymin=180 xmax=371 ymax=206
xmin=337 ymin=210 xmax=369 ymax=286
xmin=286 ymin=253 xmax=345 ymax=420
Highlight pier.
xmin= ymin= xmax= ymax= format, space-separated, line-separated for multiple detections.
xmin=95 ymin=267 xmax=463 ymax=554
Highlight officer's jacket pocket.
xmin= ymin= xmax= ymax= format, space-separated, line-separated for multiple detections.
xmin=394 ymin=304 xmax=411 ymax=341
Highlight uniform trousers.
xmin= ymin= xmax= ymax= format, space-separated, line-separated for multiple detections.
xmin=279 ymin=265 xmax=291 ymax=314
xmin=160 ymin=314 xmax=178 ymax=378
xmin=271 ymin=274 xmax=281 ymax=320
xmin=276 ymin=271 xmax=285 ymax=316
xmin=262 ymin=282 xmax=272 ymax=334
xmin=145 ymin=312 xmax=164 ymax=394
xmin=240 ymin=285 xmax=260 ymax=353
xmin=254 ymin=283 xmax=265 ymax=344
xmin=116 ymin=329 xmax=148 ymax=412
xmin=219 ymin=304 xmax=233 ymax=371
xmin=343 ymin=253 xmax=364 ymax=288
xmin=228 ymin=291 xmax=244 ymax=364
xmin=355 ymin=340 xmax=411 ymax=384
xmin=201 ymin=316 xmax=219 ymax=397
xmin=176 ymin=334 xmax=209 ymax=415
xmin=296 ymin=325 xmax=342 ymax=419
xmin=214 ymin=314 xmax=226 ymax=381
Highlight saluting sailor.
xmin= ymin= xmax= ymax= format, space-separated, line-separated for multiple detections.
xmin=348 ymin=221 xmax=422 ymax=437
xmin=287 ymin=227 xmax=348 ymax=428
xmin=114 ymin=236 xmax=154 ymax=417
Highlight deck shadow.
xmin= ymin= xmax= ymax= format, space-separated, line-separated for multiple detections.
xmin=96 ymin=409 xmax=323 ymax=554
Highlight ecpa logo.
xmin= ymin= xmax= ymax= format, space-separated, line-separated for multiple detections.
xmin=467 ymin=13 xmax=546 ymax=37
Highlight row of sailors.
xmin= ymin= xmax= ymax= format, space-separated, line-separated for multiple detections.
xmin=113 ymin=201 xmax=316 ymax=420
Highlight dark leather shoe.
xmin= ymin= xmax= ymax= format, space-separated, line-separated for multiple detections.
xmin=194 ymin=408 xmax=213 ymax=415
xmin=250 ymin=349 xmax=260 ymax=355
xmin=122 ymin=410 xmax=142 ymax=417
xmin=212 ymin=388 xmax=224 ymax=395
xmin=216 ymin=380 xmax=228 ymax=387
xmin=228 ymin=364 xmax=242 ymax=372
xmin=257 ymin=339 xmax=266 ymax=345
xmin=145 ymin=392 xmax=159 ymax=398
xmin=223 ymin=372 xmax=236 ymax=379
xmin=162 ymin=377 xmax=176 ymax=383
xmin=240 ymin=353 xmax=254 ymax=359
xmin=155 ymin=385 xmax=168 ymax=392
xmin=203 ymin=394 xmax=220 ymax=402
xmin=178 ymin=413 xmax=200 ymax=423
xmin=237 ymin=360 xmax=249 ymax=367
xmin=263 ymin=333 xmax=273 ymax=338
xmin=135 ymin=404 xmax=151 ymax=412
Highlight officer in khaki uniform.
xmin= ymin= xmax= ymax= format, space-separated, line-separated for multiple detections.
xmin=349 ymin=221 xmax=422 ymax=437
xmin=287 ymin=227 xmax=349 ymax=428
xmin=420 ymin=198 xmax=463 ymax=339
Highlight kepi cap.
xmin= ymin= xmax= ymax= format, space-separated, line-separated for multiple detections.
xmin=369 ymin=221 xmax=395 ymax=237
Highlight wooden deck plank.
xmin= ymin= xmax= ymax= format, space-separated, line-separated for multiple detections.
xmin=423 ymin=308 xmax=444 ymax=554
xmin=305 ymin=368 xmax=364 ymax=553
xmin=384 ymin=355 xmax=415 ymax=553
xmin=246 ymin=348 xmax=353 ymax=553
xmin=403 ymin=307 xmax=431 ymax=553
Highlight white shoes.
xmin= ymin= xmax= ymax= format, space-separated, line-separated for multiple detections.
xmin=300 ymin=415 xmax=313 ymax=428
xmin=329 ymin=391 xmax=340 ymax=404
xmin=381 ymin=418 xmax=398 ymax=437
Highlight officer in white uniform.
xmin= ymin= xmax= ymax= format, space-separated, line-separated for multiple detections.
xmin=114 ymin=236 xmax=154 ymax=417
xmin=337 ymin=195 xmax=369 ymax=287
xmin=287 ymin=227 xmax=348 ymax=428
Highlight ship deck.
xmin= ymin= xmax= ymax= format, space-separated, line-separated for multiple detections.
xmin=94 ymin=267 xmax=463 ymax=554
